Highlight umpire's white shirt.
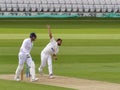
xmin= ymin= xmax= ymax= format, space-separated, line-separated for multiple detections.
xmin=42 ymin=37 xmax=59 ymax=55
xmin=19 ymin=38 xmax=33 ymax=54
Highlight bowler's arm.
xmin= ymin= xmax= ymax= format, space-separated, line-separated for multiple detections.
xmin=47 ymin=25 xmax=52 ymax=39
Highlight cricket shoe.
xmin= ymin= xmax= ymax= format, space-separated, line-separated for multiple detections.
xmin=38 ymin=68 xmax=43 ymax=76
xmin=49 ymin=74 xmax=54 ymax=79
xmin=31 ymin=78 xmax=39 ymax=82
xmin=14 ymin=76 xmax=20 ymax=81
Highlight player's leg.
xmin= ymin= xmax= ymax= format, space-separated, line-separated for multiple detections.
xmin=26 ymin=63 xmax=31 ymax=78
xmin=47 ymin=55 xmax=54 ymax=79
xmin=14 ymin=53 xmax=26 ymax=81
xmin=38 ymin=52 xmax=48 ymax=74
xmin=15 ymin=64 xmax=24 ymax=81
xmin=27 ymin=57 xmax=39 ymax=82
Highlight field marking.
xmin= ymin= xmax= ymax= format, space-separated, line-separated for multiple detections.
xmin=1 ymin=34 xmax=120 ymax=39
xmin=1 ymin=46 xmax=120 ymax=55
xmin=0 ymin=74 xmax=120 ymax=90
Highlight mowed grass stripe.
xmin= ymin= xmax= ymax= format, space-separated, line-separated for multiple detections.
xmin=1 ymin=46 xmax=120 ymax=55
xmin=0 ymin=19 xmax=120 ymax=29
xmin=1 ymin=34 xmax=120 ymax=39
xmin=1 ymin=39 xmax=120 ymax=47
xmin=0 ymin=29 xmax=120 ymax=34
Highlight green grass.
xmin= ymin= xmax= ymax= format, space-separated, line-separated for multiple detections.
xmin=0 ymin=18 xmax=120 ymax=89
xmin=0 ymin=19 xmax=120 ymax=34
xmin=1 ymin=39 xmax=120 ymax=47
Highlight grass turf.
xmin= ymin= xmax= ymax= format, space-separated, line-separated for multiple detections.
xmin=0 ymin=18 xmax=120 ymax=89
xmin=0 ymin=19 xmax=120 ymax=34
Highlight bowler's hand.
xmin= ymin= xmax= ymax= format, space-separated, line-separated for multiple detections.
xmin=54 ymin=57 xmax=57 ymax=60
xmin=53 ymin=54 xmax=57 ymax=60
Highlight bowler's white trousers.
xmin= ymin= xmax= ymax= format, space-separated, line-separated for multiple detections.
xmin=39 ymin=52 xmax=53 ymax=75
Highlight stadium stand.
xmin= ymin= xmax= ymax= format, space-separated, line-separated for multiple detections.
xmin=0 ymin=0 xmax=120 ymax=18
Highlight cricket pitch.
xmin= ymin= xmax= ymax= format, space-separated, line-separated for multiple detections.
xmin=0 ymin=74 xmax=120 ymax=90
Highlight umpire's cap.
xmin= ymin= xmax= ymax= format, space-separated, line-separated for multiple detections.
xmin=30 ymin=32 xmax=37 ymax=38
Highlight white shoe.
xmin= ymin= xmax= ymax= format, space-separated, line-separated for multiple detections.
xmin=14 ymin=76 xmax=20 ymax=81
xmin=49 ymin=74 xmax=54 ymax=79
xmin=31 ymin=78 xmax=39 ymax=82
xmin=38 ymin=68 xmax=43 ymax=75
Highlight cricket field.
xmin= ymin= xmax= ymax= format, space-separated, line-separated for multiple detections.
xmin=0 ymin=18 xmax=120 ymax=90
